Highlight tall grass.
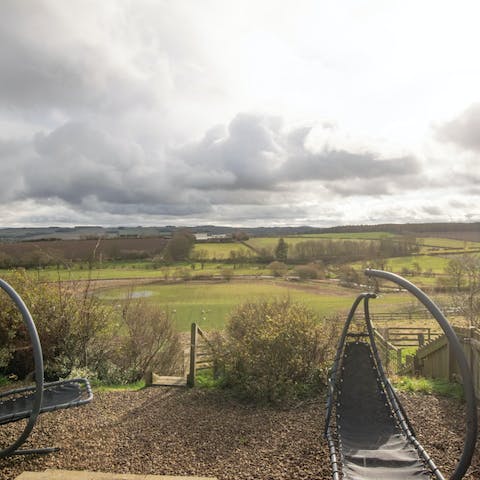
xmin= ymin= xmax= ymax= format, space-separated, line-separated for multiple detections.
xmin=394 ymin=376 xmax=464 ymax=401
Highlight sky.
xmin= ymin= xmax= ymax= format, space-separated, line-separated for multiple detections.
xmin=1 ymin=0 xmax=480 ymax=228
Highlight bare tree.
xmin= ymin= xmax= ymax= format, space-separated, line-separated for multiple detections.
xmin=445 ymin=254 xmax=480 ymax=327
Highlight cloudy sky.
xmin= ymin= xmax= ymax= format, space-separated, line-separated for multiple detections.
xmin=1 ymin=0 xmax=480 ymax=227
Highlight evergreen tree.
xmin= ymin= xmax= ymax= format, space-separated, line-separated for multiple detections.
xmin=275 ymin=238 xmax=288 ymax=262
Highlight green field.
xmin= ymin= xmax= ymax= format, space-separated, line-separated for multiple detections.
xmin=418 ymin=237 xmax=480 ymax=249
xmin=0 ymin=262 xmax=269 ymax=282
xmin=245 ymin=234 xmax=480 ymax=263
xmin=289 ymin=232 xmax=396 ymax=240
xmin=2 ymin=230 xmax=478 ymax=287
xmin=246 ymin=236 xmax=318 ymax=250
xmin=246 ymin=232 xmax=397 ymax=251
xmin=417 ymin=237 xmax=480 ymax=255
xmin=99 ymin=279 xmax=414 ymax=331
xmin=380 ymin=255 xmax=450 ymax=273
xmin=193 ymin=242 xmax=251 ymax=259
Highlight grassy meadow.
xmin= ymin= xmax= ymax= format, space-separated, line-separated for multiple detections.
xmin=0 ymin=261 xmax=269 ymax=282
xmin=418 ymin=237 xmax=480 ymax=251
xmin=285 ymin=231 xmax=396 ymax=240
xmin=192 ymin=242 xmax=252 ymax=259
xmin=2 ymin=230 xmax=478 ymax=334
xmin=99 ymin=279 xmax=417 ymax=331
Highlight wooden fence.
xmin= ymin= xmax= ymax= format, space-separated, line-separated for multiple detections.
xmin=373 ymin=329 xmax=403 ymax=374
xmin=370 ymin=311 xmax=433 ymax=323
xmin=412 ymin=326 xmax=480 ymax=400
xmin=380 ymin=327 xmax=442 ymax=347
xmin=145 ymin=322 xmax=213 ymax=387
xmin=186 ymin=323 xmax=214 ymax=387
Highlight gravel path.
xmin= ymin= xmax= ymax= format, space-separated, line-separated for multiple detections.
xmin=0 ymin=388 xmax=478 ymax=480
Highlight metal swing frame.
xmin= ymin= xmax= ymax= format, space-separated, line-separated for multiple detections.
xmin=325 ymin=269 xmax=477 ymax=480
xmin=0 ymin=278 xmax=93 ymax=458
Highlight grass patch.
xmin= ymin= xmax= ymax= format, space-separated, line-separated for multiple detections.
xmin=92 ymin=379 xmax=146 ymax=392
xmin=370 ymin=255 xmax=449 ymax=273
xmin=193 ymin=242 xmax=251 ymax=259
xmin=292 ymin=232 xmax=396 ymax=240
xmin=394 ymin=376 xmax=464 ymax=400
xmin=417 ymin=237 xmax=480 ymax=250
xmin=195 ymin=369 xmax=222 ymax=389
xmin=0 ymin=262 xmax=270 ymax=282
xmin=398 ymin=347 xmax=417 ymax=362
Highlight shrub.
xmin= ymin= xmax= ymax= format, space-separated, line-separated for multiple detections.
xmin=295 ymin=263 xmax=323 ymax=280
xmin=112 ymin=296 xmax=183 ymax=383
xmin=221 ymin=268 xmax=234 ymax=281
xmin=268 ymin=261 xmax=288 ymax=277
xmin=214 ymin=298 xmax=338 ymax=403
xmin=0 ymin=270 xmax=182 ymax=384
xmin=337 ymin=265 xmax=360 ymax=286
xmin=0 ymin=270 xmax=111 ymax=380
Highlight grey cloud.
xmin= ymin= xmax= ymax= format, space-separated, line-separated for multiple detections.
xmin=327 ymin=178 xmax=392 ymax=196
xmin=0 ymin=114 xmax=425 ymax=223
xmin=422 ymin=206 xmax=443 ymax=216
xmin=435 ymin=103 xmax=480 ymax=151
xmin=206 ymin=189 xmax=276 ymax=206
xmin=80 ymin=197 xmax=212 ymax=217
xmin=281 ymin=150 xmax=420 ymax=183
xmin=176 ymin=113 xmax=422 ymax=196
xmin=27 ymin=122 xmax=154 ymax=205
xmin=2 ymin=121 xmax=214 ymax=217
xmin=0 ymin=138 xmax=31 ymax=201
xmin=213 ymin=203 xmax=310 ymax=222
xmin=177 ymin=113 xmax=284 ymax=190
xmin=0 ymin=1 xmax=166 ymax=114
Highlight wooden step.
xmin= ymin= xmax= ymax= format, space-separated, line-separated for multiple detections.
xmin=151 ymin=374 xmax=186 ymax=387
xmin=16 ymin=470 xmax=217 ymax=480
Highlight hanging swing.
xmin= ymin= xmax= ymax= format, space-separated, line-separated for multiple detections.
xmin=0 ymin=278 xmax=93 ymax=458
xmin=325 ymin=269 xmax=477 ymax=480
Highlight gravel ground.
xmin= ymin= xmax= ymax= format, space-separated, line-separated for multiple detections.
xmin=0 ymin=388 xmax=478 ymax=480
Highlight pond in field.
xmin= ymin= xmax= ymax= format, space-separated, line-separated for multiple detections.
xmin=99 ymin=280 xmax=411 ymax=332
xmin=130 ymin=290 xmax=153 ymax=298
xmin=101 ymin=289 xmax=154 ymax=299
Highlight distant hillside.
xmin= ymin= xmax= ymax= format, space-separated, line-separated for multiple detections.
xmin=0 ymin=222 xmax=479 ymax=243
xmin=0 ymin=226 xmax=174 ymax=242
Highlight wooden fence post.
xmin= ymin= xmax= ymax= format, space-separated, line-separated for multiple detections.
xmin=397 ymin=348 xmax=403 ymax=371
xmin=448 ymin=342 xmax=456 ymax=382
xmin=187 ymin=322 xmax=197 ymax=387
xmin=144 ymin=370 xmax=152 ymax=387
xmin=468 ymin=326 xmax=475 ymax=375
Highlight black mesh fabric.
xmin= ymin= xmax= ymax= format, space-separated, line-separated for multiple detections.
xmin=0 ymin=382 xmax=82 ymax=424
xmin=337 ymin=342 xmax=432 ymax=479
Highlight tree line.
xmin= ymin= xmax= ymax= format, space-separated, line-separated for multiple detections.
xmin=272 ymin=237 xmax=419 ymax=264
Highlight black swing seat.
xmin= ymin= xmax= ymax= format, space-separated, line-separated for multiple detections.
xmin=0 ymin=378 xmax=92 ymax=425
xmin=338 ymin=342 xmax=431 ymax=479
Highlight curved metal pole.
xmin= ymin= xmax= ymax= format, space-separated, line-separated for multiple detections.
xmin=0 ymin=278 xmax=44 ymax=458
xmin=365 ymin=269 xmax=477 ymax=480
